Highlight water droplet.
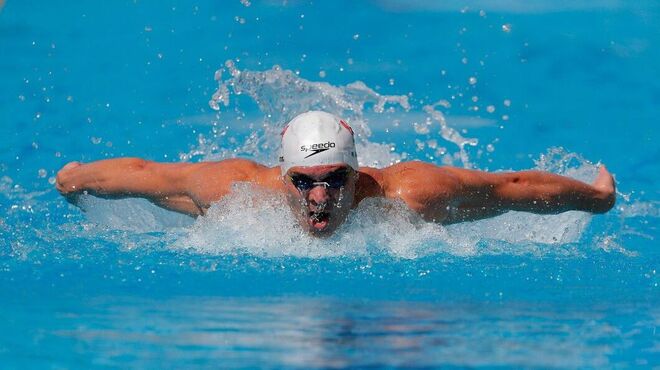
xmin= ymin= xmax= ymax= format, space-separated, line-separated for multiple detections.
xmin=435 ymin=147 xmax=447 ymax=156
xmin=240 ymin=0 xmax=251 ymax=6
xmin=388 ymin=78 xmax=395 ymax=86
xmin=353 ymin=34 xmax=360 ymax=40
xmin=479 ymin=10 xmax=486 ymax=17
xmin=486 ymin=105 xmax=495 ymax=113
xmin=437 ymin=100 xmax=451 ymax=108
xmin=91 ymin=137 xmax=102 ymax=145
xmin=502 ymin=23 xmax=512 ymax=33
xmin=503 ymin=99 xmax=511 ymax=107
xmin=38 ymin=169 xmax=47 ymax=178
xmin=461 ymin=57 xmax=468 ymax=64
xmin=468 ymin=76 xmax=477 ymax=85
xmin=413 ymin=122 xmax=430 ymax=135
xmin=486 ymin=144 xmax=495 ymax=152
xmin=502 ymin=115 xmax=509 ymax=121
xmin=144 ymin=25 xmax=153 ymax=32
xmin=318 ymin=70 xmax=326 ymax=78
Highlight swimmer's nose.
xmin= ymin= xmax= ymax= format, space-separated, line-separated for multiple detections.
xmin=307 ymin=185 xmax=330 ymax=208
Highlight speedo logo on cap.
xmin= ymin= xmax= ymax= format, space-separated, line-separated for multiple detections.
xmin=301 ymin=142 xmax=335 ymax=158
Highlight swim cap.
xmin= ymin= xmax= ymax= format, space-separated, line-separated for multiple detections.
xmin=279 ymin=111 xmax=358 ymax=175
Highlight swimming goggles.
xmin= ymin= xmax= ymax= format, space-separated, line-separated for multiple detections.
xmin=288 ymin=170 xmax=348 ymax=191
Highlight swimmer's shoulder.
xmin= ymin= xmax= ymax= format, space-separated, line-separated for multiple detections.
xmin=185 ymin=159 xmax=284 ymax=203
xmin=371 ymin=161 xmax=461 ymax=199
xmin=199 ymin=159 xmax=281 ymax=182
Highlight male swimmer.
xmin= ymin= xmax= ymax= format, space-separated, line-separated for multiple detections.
xmin=56 ymin=111 xmax=615 ymax=236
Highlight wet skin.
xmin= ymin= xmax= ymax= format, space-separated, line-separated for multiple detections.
xmin=56 ymin=158 xmax=616 ymax=235
xmin=283 ymin=164 xmax=357 ymax=235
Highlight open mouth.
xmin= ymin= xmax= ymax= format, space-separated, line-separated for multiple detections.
xmin=308 ymin=211 xmax=330 ymax=231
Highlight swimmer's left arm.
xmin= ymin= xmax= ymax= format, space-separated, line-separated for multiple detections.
xmin=441 ymin=166 xmax=616 ymax=223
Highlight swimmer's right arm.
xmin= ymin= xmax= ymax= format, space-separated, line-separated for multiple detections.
xmin=56 ymin=158 xmax=217 ymax=216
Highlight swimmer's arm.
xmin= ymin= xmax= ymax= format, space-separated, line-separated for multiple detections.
xmin=442 ymin=166 xmax=616 ymax=223
xmin=55 ymin=158 xmax=207 ymax=216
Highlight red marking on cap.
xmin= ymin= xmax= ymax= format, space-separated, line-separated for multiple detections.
xmin=280 ymin=124 xmax=289 ymax=136
xmin=339 ymin=120 xmax=354 ymax=135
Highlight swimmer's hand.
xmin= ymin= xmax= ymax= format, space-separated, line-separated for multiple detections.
xmin=590 ymin=165 xmax=616 ymax=213
xmin=56 ymin=161 xmax=84 ymax=206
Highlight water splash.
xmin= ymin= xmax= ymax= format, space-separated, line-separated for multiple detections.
xmin=204 ymin=61 xmax=412 ymax=168
xmin=423 ymin=100 xmax=479 ymax=168
xmin=205 ymin=62 xmax=484 ymax=170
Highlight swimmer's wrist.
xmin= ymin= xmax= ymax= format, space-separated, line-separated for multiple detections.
xmin=588 ymin=188 xmax=615 ymax=214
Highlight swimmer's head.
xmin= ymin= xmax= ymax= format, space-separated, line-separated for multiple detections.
xmin=279 ymin=111 xmax=359 ymax=235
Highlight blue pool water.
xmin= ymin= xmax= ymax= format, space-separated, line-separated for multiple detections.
xmin=1 ymin=0 xmax=659 ymax=367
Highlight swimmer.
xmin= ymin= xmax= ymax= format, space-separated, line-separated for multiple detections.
xmin=56 ymin=111 xmax=616 ymax=236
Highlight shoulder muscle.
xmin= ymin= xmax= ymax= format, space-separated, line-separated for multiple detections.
xmin=380 ymin=161 xmax=461 ymax=220
xmin=184 ymin=159 xmax=269 ymax=206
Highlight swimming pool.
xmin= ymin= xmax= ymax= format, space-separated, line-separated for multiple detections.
xmin=1 ymin=0 xmax=658 ymax=367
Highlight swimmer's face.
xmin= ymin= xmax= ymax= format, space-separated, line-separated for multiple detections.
xmin=283 ymin=164 xmax=357 ymax=236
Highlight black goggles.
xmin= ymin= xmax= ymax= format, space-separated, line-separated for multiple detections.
xmin=288 ymin=170 xmax=349 ymax=192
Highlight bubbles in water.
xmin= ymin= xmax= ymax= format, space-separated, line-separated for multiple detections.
xmin=468 ymin=76 xmax=477 ymax=85
xmin=502 ymin=24 xmax=512 ymax=33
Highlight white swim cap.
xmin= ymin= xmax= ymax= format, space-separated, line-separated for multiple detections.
xmin=279 ymin=111 xmax=358 ymax=175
